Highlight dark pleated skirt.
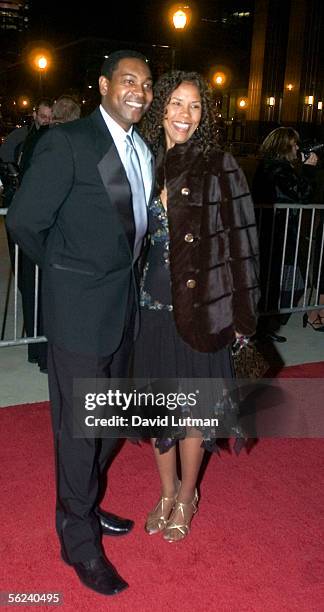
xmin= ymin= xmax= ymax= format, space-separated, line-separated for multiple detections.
xmin=134 ymin=309 xmax=233 ymax=378
xmin=133 ymin=309 xmax=239 ymax=453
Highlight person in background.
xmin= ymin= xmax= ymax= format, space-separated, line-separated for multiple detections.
xmin=252 ymin=127 xmax=319 ymax=341
xmin=0 ymin=100 xmax=53 ymax=371
xmin=0 ymin=99 xmax=52 ymax=167
xmin=14 ymin=96 xmax=82 ymax=373
xmin=51 ymin=95 xmax=81 ymax=126
xmin=134 ymin=71 xmax=259 ymax=542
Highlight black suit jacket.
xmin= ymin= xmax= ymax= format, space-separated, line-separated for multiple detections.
xmin=6 ymin=108 xmax=152 ymax=356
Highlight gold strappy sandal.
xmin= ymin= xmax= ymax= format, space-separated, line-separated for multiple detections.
xmin=145 ymin=481 xmax=181 ymax=535
xmin=163 ymin=489 xmax=199 ymax=542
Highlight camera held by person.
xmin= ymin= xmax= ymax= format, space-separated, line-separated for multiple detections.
xmin=299 ymin=141 xmax=324 ymax=163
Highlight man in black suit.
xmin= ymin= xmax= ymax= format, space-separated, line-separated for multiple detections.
xmin=1 ymin=99 xmax=53 ymax=371
xmin=6 ymin=50 xmax=153 ymax=596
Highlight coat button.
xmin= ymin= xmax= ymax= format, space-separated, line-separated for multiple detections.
xmin=186 ymin=279 xmax=196 ymax=289
xmin=181 ymin=187 xmax=190 ymax=196
xmin=184 ymin=233 xmax=194 ymax=243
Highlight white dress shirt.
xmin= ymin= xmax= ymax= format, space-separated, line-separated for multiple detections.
xmin=99 ymin=104 xmax=153 ymax=204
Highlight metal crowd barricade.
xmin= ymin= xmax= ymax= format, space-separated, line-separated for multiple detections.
xmin=256 ymin=203 xmax=324 ymax=316
xmin=0 ymin=206 xmax=47 ymax=347
xmin=1 ymin=204 xmax=324 ymax=349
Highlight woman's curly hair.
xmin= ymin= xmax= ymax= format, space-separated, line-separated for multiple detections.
xmin=139 ymin=70 xmax=220 ymax=157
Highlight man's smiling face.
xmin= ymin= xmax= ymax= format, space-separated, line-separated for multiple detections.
xmin=99 ymin=57 xmax=153 ymax=131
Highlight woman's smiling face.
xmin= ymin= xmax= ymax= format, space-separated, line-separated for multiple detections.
xmin=163 ymin=81 xmax=202 ymax=150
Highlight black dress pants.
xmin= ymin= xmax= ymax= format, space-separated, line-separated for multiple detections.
xmin=47 ymin=300 xmax=135 ymax=564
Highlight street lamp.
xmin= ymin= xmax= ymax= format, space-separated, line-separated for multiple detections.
xmin=211 ymin=68 xmax=232 ymax=119
xmin=170 ymin=3 xmax=192 ymax=29
xmin=27 ymin=46 xmax=53 ymax=96
xmin=266 ymin=96 xmax=275 ymax=121
xmin=212 ymin=71 xmax=226 ymax=87
xmin=34 ymin=54 xmax=49 ymax=95
xmin=317 ymin=100 xmax=323 ymax=125
xmin=303 ymin=94 xmax=314 ymax=122
xmin=237 ymin=97 xmax=248 ymax=109
xmin=19 ymin=97 xmax=30 ymax=109
xmin=234 ymin=97 xmax=249 ymax=141
xmin=211 ymin=71 xmax=226 ymax=114
xmin=169 ymin=4 xmax=192 ymax=68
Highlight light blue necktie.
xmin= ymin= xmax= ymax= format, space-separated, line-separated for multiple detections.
xmin=125 ymin=134 xmax=148 ymax=260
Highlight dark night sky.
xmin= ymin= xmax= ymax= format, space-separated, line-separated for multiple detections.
xmin=0 ymin=1 xmax=254 ymax=102
xmin=28 ymin=0 xmax=181 ymax=43
xmin=25 ymin=1 xmax=254 ymax=86
xmin=28 ymin=0 xmax=254 ymax=45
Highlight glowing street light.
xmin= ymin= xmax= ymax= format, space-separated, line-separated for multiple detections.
xmin=30 ymin=50 xmax=51 ymax=72
xmin=36 ymin=55 xmax=48 ymax=70
xmin=173 ymin=9 xmax=187 ymax=29
xmin=237 ymin=97 xmax=249 ymax=110
xmin=18 ymin=96 xmax=30 ymax=109
xmin=169 ymin=4 xmax=192 ymax=30
xmin=305 ymin=95 xmax=314 ymax=106
xmin=213 ymin=71 xmax=226 ymax=87
xmin=211 ymin=67 xmax=232 ymax=89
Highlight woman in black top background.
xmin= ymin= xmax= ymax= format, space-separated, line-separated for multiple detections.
xmin=252 ymin=127 xmax=319 ymax=340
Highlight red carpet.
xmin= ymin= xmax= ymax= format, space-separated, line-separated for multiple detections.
xmin=275 ymin=361 xmax=324 ymax=378
xmin=1 ymin=363 xmax=324 ymax=611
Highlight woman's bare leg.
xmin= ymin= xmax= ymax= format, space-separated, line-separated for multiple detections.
xmin=145 ymin=439 xmax=179 ymax=534
xmin=163 ymin=436 xmax=205 ymax=541
xmin=151 ymin=438 xmax=179 ymax=496
xmin=177 ymin=436 xmax=205 ymax=503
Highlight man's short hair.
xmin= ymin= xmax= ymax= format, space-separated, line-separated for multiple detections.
xmin=35 ymin=98 xmax=52 ymax=112
xmin=100 ymin=50 xmax=149 ymax=79
xmin=52 ymin=95 xmax=81 ymax=123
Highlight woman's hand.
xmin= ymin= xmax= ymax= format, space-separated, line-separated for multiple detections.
xmin=232 ymin=333 xmax=249 ymax=355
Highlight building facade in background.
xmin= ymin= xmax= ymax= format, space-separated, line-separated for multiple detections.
xmin=247 ymin=0 xmax=324 ymax=139
xmin=0 ymin=1 xmax=29 ymax=32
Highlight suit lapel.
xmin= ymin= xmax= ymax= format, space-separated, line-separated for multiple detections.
xmin=98 ymin=149 xmax=135 ymax=255
xmin=91 ymin=109 xmax=135 ymax=255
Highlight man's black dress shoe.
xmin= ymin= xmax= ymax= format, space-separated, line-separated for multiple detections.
xmin=96 ymin=509 xmax=134 ymax=536
xmin=68 ymin=555 xmax=128 ymax=596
